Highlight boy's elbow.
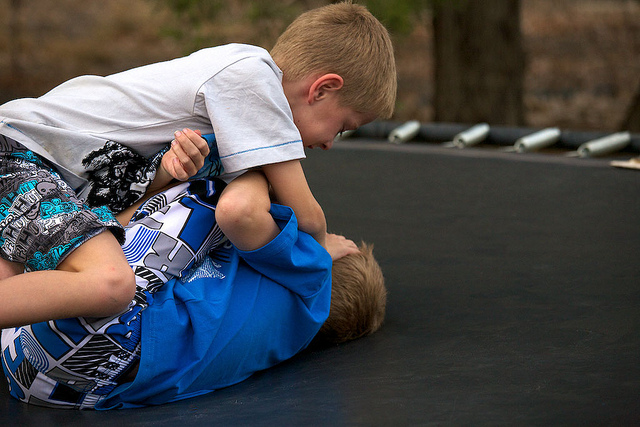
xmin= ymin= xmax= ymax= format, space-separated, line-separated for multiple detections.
xmin=298 ymin=204 xmax=327 ymax=237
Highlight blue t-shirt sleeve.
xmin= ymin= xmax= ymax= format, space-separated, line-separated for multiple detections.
xmin=237 ymin=204 xmax=332 ymax=298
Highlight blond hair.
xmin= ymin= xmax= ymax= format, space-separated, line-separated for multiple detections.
xmin=270 ymin=2 xmax=397 ymax=119
xmin=313 ymin=243 xmax=387 ymax=347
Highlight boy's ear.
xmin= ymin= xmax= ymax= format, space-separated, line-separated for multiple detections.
xmin=307 ymin=74 xmax=344 ymax=104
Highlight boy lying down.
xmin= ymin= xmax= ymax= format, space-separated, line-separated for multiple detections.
xmin=1 ymin=172 xmax=387 ymax=409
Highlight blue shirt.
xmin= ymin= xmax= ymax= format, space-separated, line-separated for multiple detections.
xmin=97 ymin=204 xmax=332 ymax=409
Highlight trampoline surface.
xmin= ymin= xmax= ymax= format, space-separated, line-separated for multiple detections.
xmin=1 ymin=140 xmax=639 ymax=425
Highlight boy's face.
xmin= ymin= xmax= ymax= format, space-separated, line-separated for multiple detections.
xmin=289 ymin=75 xmax=376 ymax=150
xmin=296 ymin=97 xmax=375 ymax=150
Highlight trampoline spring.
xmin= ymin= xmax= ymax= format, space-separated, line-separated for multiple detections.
xmin=446 ymin=123 xmax=490 ymax=148
xmin=513 ymin=127 xmax=561 ymax=153
xmin=576 ymin=132 xmax=631 ymax=158
xmin=388 ymin=120 xmax=421 ymax=144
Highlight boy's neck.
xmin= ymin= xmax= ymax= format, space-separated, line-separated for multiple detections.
xmin=281 ymin=74 xmax=316 ymax=111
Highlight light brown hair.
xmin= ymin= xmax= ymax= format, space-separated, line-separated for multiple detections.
xmin=270 ymin=1 xmax=397 ymax=119
xmin=313 ymin=243 xmax=387 ymax=347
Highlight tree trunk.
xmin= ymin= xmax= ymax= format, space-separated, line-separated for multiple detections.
xmin=432 ymin=0 xmax=525 ymax=125
xmin=622 ymin=80 xmax=640 ymax=132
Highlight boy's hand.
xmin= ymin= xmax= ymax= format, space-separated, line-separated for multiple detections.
xmin=162 ymin=128 xmax=210 ymax=181
xmin=325 ymin=233 xmax=359 ymax=261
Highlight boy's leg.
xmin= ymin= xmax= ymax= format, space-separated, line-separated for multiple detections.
xmin=215 ymin=171 xmax=280 ymax=251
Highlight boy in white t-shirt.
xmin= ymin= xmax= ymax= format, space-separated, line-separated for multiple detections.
xmin=0 ymin=2 xmax=396 ymax=328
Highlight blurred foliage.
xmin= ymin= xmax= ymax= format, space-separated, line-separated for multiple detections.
xmin=362 ymin=0 xmax=470 ymax=34
xmin=2 ymin=0 xmax=637 ymax=129
xmin=361 ymin=0 xmax=428 ymax=34
xmin=152 ymin=0 xmax=474 ymax=45
xmin=153 ymin=0 xmax=440 ymax=46
xmin=152 ymin=0 xmax=308 ymax=52
xmin=245 ymin=2 xmax=305 ymax=23
xmin=156 ymin=0 xmax=225 ymax=21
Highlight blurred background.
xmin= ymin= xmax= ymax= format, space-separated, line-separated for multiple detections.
xmin=0 ymin=0 xmax=639 ymax=132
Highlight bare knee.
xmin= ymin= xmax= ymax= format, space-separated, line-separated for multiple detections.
xmin=215 ymin=187 xmax=278 ymax=251
xmin=216 ymin=190 xmax=265 ymax=234
xmin=215 ymin=171 xmax=271 ymax=233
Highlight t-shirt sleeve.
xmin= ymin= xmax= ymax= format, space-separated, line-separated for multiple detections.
xmin=201 ymin=55 xmax=304 ymax=174
xmin=238 ymin=204 xmax=332 ymax=299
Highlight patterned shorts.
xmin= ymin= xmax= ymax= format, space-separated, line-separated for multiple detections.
xmin=0 ymin=136 xmax=124 ymax=271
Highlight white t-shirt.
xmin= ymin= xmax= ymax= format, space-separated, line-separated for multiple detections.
xmin=0 ymin=44 xmax=303 ymax=193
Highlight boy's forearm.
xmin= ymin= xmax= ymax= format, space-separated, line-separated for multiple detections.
xmin=262 ymin=160 xmax=327 ymax=247
xmin=147 ymin=163 xmax=174 ymax=193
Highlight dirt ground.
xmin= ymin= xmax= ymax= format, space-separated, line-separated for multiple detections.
xmin=0 ymin=0 xmax=639 ymax=132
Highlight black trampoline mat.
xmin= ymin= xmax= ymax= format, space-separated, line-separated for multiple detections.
xmin=2 ymin=141 xmax=639 ymax=425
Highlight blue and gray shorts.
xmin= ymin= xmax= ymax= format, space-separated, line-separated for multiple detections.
xmin=0 ymin=136 xmax=124 ymax=271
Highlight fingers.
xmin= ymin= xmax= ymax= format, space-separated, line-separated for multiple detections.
xmin=325 ymin=233 xmax=359 ymax=261
xmin=340 ymin=235 xmax=359 ymax=254
xmin=169 ymin=128 xmax=210 ymax=179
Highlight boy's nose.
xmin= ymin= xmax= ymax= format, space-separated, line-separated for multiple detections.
xmin=321 ymin=140 xmax=334 ymax=150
